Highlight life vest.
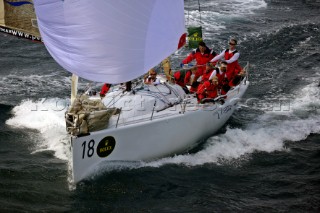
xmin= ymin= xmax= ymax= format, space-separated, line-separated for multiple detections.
xmin=201 ymin=68 xmax=213 ymax=83
xmin=174 ymin=70 xmax=190 ymax=87
xmin=197 ymin=81 xmax=218 ymax=102
xmin=224 ymin=49 xmax=238 ymax=60
xmin=224 ymin=49 xmax=242 ymax=81
xmin=184 ymin=70 xmax=193 ymax=85
xmin=214 ymin=68 xmax=226 ymax=84
xmin=182 ymin=47 xmax=216 ymax=76
xmin=182 ymin=69 xmax=197 ymax=93
xmin=214 ymin=68 xmax=230 ymax=95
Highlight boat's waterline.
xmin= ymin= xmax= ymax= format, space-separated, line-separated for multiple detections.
xmin=71 ymin=81 xmax=249 ymax=183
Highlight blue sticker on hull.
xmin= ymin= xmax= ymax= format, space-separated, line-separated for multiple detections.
xmin=4 ymin=0 xmax=33 ymax=6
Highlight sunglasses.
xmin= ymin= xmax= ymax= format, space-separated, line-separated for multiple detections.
xmin=150 ymin=73 xmax=156 ymax=76
xmin=229 ymin=42 xmax=236 ymax=46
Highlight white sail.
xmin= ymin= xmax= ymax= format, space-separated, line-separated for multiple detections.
xmin=33 ymin=0 xmax=186 ymax=83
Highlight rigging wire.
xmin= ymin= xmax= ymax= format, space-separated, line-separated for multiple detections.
xmin=186 ymin=0 xmax=202 ymax=26
xmin=187 ymin=7 xmax=190 ymax=26
xmin=198 ymin=0 xmax=202 ymax=24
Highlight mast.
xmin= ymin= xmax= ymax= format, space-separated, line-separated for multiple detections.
xmin=71 ymin=74 xmax=78 ymax=104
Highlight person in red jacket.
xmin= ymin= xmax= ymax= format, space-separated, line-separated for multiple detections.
xmin=201 ymin=63 xmax=214 ymax=83
xmin=182 ymin=41 xmax=217 ymax=88
xmin=208 ymin=62 xmax=230 ymax=95
xmin=173 ymin=70 xmax=189 ymax=93
xmin=174 ymin=71 xmax=186 ymax=87
xmin=184 ymin=66 xmax=197 ymax=87
xmin=196 ymin=76 xmax=219 ymax=103
xmin=100 ymin=83 xmax=111 ymax=97
xmin=173 ymin=66 xmax=198 ymax=93
xmin=210 ymin=38 xmax=242 ymax=83
xmin=196 ymin=62 xmax=214 ymax=95
xmin=173 ymin=66 xmax=197 ymax=94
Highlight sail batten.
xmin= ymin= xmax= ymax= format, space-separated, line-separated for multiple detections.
xmin=33 ymin=0 xmax=185 ymax=83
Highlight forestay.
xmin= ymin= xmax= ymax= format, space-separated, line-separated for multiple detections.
xmin=33 ymin=0 xmax=186 ymax=83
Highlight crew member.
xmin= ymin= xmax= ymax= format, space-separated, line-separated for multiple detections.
xmin=181 ymin=41 xmax=217 ymax=90
xmin=144 ymin=69 xmax=161 ymax=85
xmin=173 ymin=69 xmax=191 ymax=94
xmin=209 ymin=62 xmax=230 ymax=95
xmin=100 ymin=83 xmax=111 ymax=97
xmin=196 ymin=76 xmax=219 ymax=103
xmin=210 ymin=38 xmax=242 ymax=83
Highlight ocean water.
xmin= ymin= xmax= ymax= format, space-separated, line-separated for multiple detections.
xmin=1 ymin=0 xmax=320 ymax=212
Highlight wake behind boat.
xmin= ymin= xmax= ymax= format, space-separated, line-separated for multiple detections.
xmin=31 ymin=0 xmax=250 ymax=183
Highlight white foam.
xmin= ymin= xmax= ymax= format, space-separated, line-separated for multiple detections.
xmin=185 ymin=0 xmax=267 ymax=35
xmin=6 ymin=80 xmax=320 ymax=178
xmin=291 ymin=81 xmax=320 ymax=112
xmin=289 ymin=36 xmax=316 ymax=54
xmin=231 ymin=0 xmax=267 ymax=15
xmin=185 ymin=11 xmax=226 ymax=33
xmin=6 ymin=98 xmax=70 ymax=160
xmin=142 ymin=81 xmax=320 ymax=168
xmin=76 ymin=81 xmax=320 ymax=174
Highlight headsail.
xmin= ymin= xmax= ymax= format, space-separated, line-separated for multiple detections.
xmin=33 ymin=0 xmax=186 ymax=83
xmin=0 ymin=0 xmax=41 ymax=41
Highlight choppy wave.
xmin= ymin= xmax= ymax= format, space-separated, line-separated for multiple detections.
xmin=0 ymin=74 xmax=69 ymax=92
xmin=2 ymin=0 xmax=319 ymax=180
xmin=185 ymin=0 xmax=267 ymax=35
xmin=5 ymin=98 xmax=70 ymax=160
xmin=83 ymin=81 xmax=320 ymax=177
xmin=143 ymin=81 xmax=320 ymax=168
xmin=9 ymin=80 xmax=320 ymax=178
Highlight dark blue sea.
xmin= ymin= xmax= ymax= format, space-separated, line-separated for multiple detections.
xmin=1 ymin=0 xmax=320 ymax=212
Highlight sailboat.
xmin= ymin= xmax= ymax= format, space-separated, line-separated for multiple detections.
xmin=31 ymin=0 xmax=249 ymax=183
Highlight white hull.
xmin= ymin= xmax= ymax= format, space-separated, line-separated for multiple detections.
xmin=70 ymin=80 xmax=249 ymax=183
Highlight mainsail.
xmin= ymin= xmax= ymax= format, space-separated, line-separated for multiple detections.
xmin=0 ymin=0 xmax=41 ymax=41
xmin=33 ymin=0 xmax=186 ymax=83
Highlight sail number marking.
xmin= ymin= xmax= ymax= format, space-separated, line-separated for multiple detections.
xmin=214 ymin=105 xmax=232 ymax=119
xmin=82 ymin=140 xmax=95 ymax=159
xmin=81 ymin=136 xmax=116 ymax=159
